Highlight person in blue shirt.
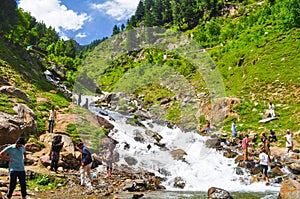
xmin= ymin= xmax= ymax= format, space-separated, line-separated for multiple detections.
xmin=232 ymin=121 xmax=237 ymax=138
xmin=77 ymin=142 xmax=93 ymax=186
xmin=0 ymin=138 xmax=27 ymax=199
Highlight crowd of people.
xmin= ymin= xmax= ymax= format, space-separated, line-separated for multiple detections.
xmin=240 ymin=129 xmax=294 ymax=185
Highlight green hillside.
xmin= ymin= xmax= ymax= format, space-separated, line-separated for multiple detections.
xmin=0 ymin=0 xmax=299 ymax=143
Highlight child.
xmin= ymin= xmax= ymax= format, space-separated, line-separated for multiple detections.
xmin=103 ymin=145 xmax=114 ymax=178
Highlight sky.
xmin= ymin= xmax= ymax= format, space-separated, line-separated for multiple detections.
xmin=17 ymin=0 xmax=140 ymax=45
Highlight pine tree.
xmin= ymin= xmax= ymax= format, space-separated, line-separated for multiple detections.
xmin=135 ymin=0 xmax=145 ymax=23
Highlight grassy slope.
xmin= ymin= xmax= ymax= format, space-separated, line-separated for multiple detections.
xmin=0 ymin=40 xmax=70 ymax=134
xmin=208 ymin=24 xmax=300 ymax=143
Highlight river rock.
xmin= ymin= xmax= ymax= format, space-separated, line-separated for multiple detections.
xmin=206 ymin=138 xmax=220 ymax=149
xmin=174 ymin=177 xmax=185 ymax=189
xmin=288 ymin=163 xmax=300 ymax=175
xmin=170 ymin=149 xmax=187 ymax=160
xmin=207 ymin=187 xmax=233 ymax=199
xmin=278 ymin=178 xmax=300 ymax=199
xmin=124 ymin=156 xmax=138 ymax=166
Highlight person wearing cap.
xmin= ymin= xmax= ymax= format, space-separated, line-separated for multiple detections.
xmin=0 ymin=138 xmax=27 ymax=199
xmin=285 ymin=130 xmax=293 ymax=153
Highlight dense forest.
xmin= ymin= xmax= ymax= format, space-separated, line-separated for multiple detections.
xmin=0 ymin=0 xmax=299 ymax=138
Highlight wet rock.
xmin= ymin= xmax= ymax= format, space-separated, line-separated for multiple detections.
xmin=170 ymin=149 xmax=186 ymax=160
xmin=96 ymin=115 xmax=114 ymax=130
xmin=133 ymin=130 xmax=145 ymax=143
xmin=173 ymin=177 xmax=185 ymax=189
xmin=223 ymin=148 xmax=238 ymax=158
xmin=235 ymin=167 xmax=244 ymax=175
xmin=132 ymin=193 xmax=144 ymax=199
xmin=207 ymin=187 xmax=233 ymax=199
xmin=124 ymin=156 xmax=138 ymax=166
xmin=206 ymin=138 xmax=220 ymax=149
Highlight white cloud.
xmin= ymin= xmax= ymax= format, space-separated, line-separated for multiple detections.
xmin=91 ymin=0 xmax=139 ymax=21
xmin=76 ymin=33 xmax=87 ymax=38
xmin=60 ymin=35 xmax=69 ymax=41
xmin=18 ymin=0 xmax=91 ymax=32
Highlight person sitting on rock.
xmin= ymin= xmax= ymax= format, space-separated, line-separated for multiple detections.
xmin=268 ymin=130 xmax=277 ymax=142
xmin=268 ymin=102 xmax=275 ymax=118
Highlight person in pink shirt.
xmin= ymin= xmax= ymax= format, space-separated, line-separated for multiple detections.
xmin=242 ymin=134 xmax=249 ymax=161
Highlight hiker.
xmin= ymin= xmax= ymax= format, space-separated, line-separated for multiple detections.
xmin=83 ymin=98 xmax=89 ymax=109
xmin=242 ymin=135 xmax=249 ymax=161
xmin=103 ymin=145 xmax=114 ymax=178
xmin=0 ymin=138 xmax=27 ymax=199
xmin=231 ymin=121 xmax=237 ymax=138
xmin=77 ymin=93 xmax=82 ymax=106
xmin=261 ymin=133 xmax=270 ymax=155
xmin=258 ymin=149 xmax=270 ymax=185
xmin=77 ymin=142 xmax=93 ymax=186
xmin=49 ymin=135 xmax=64 ymax=172
xmin=268 ymin=129 xmax=277 ymax=142
xmin=48 ymin=105 xmax=57 ymax=133
xmin=268 ymin=102 xmax=275 ymax=118
xmin=285 ymin=130 xmax=293 ymax=153
xmin=205 ymin=120 xmax=210 ymax=133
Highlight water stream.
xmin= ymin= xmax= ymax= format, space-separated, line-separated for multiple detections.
xmin=86 ymin=105 xmax=280 ymax=194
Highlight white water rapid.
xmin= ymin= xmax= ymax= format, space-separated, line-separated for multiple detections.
xmin=86 ymin=102 xmax=280 ymax=194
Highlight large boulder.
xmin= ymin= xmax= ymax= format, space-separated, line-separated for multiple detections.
xmin=0 ymin=103 xmax=36 ymax=144
xmin=196 ymin=97 xmax=241 ymax=124
xmin=39 ymin=133 xmax=75 ymax=153
xmin=278 ymin=178 xmax=300 ymax=199
xmin=207 ymin=187 xmax=233 ymax=199
xmin=0 ymin=86 xmax=32 ymax=103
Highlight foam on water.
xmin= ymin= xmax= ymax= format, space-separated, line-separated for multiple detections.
xmin=88 ymin=105 xmax=280 ymax=193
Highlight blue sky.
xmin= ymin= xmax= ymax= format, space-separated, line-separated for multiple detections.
xmin=18 ymin=0 xmax=140 ymax=45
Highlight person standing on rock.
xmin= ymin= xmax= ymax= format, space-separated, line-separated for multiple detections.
xmin=103 ymin=144 xmax=114 ymax=178
xmin=231 ymin=121 xmax=237 ymax=138
xmin=261 ymin=133 xmax=270 ymax=155
xmin=0 ymin=138 xmax=27 ymax=199
xmin=285 ymin=130 xmax=293 ymax=153
xmin=242 ymin=135 xmax=249 ymax=161
xmin=77 ymin=142 xmax=93 ymax=186
xmin=258 ymin=149 xmax=270 ymax=185
xmin=49 ymin=135 xmax=64 ymax=173
xmin=48 ymin=105 xmax=57 ymax=133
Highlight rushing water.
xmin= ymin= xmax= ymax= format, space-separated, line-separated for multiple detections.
xmin=69 ymin=94 xmax=281 ymax=198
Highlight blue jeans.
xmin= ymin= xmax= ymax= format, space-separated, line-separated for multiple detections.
xmin=48 ymin=119 xmax=54 ymax=133
xmin=7 ymin=170 xmax=27 ymax=198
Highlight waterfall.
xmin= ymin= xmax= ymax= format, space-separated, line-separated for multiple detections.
xmin=87 ymin=105 xmax=280 ymax=193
